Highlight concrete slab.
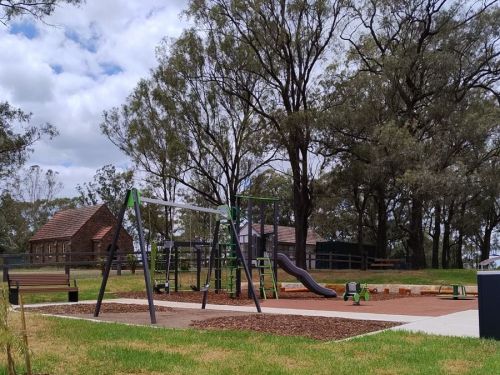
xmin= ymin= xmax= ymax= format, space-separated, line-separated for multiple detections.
xmin=392 ymin=310 xmax=479 ymax=338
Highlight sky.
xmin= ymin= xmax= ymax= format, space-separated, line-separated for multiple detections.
xmin=0 ymin=0 xmax=189 ymax=197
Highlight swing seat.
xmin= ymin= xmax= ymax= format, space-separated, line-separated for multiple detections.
xmin=200 ymin=284 xmax=210 ymax=292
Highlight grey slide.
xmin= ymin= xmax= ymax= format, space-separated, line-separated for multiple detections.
xmin=276 ymin=253 xmax=337 ymax=298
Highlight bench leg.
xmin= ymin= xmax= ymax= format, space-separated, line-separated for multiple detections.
xmin=9 ymin=289 xmax=19 ymax=305
xmin=68 ymin=291 xmax=78 ymax=303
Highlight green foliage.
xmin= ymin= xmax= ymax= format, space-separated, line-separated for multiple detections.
xmin=0 ymin=0 xmax=84 ymax=24
xmin=126 ymin=254 xmax=138 ymax=274
xmin=0 ymin=103 xmax=57 ymax=182
xmin=76 ymin=164 xmax=134 ymax=217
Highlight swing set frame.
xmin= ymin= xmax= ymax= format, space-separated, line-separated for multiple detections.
xmin=94 ymin=188 xmax=261 ymax=324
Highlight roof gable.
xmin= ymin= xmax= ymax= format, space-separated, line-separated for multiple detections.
xmin=30 ymin=205 xmax=105 ymax=242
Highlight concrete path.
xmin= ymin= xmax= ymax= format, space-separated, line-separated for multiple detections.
xmin=24 ymin=298 xmax=480 ymax=337
xmin=392 ymin=310 xmax=479 ymax=338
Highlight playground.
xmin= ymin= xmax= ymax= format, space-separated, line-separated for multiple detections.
xmin=3 ymin=189 xmax=499 ymax=374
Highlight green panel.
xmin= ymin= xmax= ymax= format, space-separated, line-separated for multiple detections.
xmin=127 ymin=189 xmax=141 ymax=207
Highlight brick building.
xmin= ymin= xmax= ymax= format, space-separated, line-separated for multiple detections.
xmin=29 ymin=205 xmax=133 ymax=264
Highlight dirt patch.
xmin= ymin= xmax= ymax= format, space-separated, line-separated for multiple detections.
xmin=25 ymin=303 xmax=173 ymax=315
xmin=190 ymin=314 xmax=400 ymax=341
xmin=115 ymin=290 xmax=420 ymax=305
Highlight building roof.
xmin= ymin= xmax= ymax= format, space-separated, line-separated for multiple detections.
xmin=92 ymin=226 xmax=113 ymax=241
xmin=30 ymin=205 xmax=105 ymax=242
xmin=240 ymin=224 xmax=324 ymax=246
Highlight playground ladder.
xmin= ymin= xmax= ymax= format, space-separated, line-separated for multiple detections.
xmin=163 ymin=247 xmax=176 ymax=293
xmin=225 ymin=256 xmax=239 ymax=297
xmin=256 ymin=257 xmax=278 ymax=300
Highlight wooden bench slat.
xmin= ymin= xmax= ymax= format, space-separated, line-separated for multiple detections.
xmin=7 ymin=272 xmax=78 ymax=304
xmin=18 ymin=287 xmax=78 ymax=293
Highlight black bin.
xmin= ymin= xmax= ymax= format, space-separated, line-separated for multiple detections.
xmin=477 ymin=271 xmax=500 ymax=340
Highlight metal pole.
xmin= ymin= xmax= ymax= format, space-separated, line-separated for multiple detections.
xmin=247 ymin=199 xmax=253 ymax=299
xmin=228 ymin=220 xmax=261 ymax=313
xmin=196 ymin=245 xmax=201 ymax=291
xmin=273 ymin=201 xmax=279 ymax=285
xmin=141 ymin=197 xmax=223 ymax=216
xmin=202 ymin=221 xmax=221 ymax=309
xmin=260 ymin=202 xmax=265 ymax=258
xmin=132 ymin=188 xmax=157 ymax=324
xmin=95 ymin=190 xmax=129 ymax=318
xmin=235 ymin=196 xmax=241 ymax=297
xmin=174 ymin=245 xmax=179 ymax=292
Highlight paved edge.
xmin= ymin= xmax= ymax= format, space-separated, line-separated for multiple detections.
xmin=391 ymin=309 xmax=479 ymax=338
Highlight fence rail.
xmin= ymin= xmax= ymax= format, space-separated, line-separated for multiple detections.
xmin=1 ymin=249 xmax=407 ymax=282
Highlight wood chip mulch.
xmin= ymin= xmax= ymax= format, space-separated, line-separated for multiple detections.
xmin=25 ymin=303 xmax=173 ymax=315
xmin=190 ymin=314 xmax=400 ymax=341
xmin=115 ymin=291 xmax=255 ymax=305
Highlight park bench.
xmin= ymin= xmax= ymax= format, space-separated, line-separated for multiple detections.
xmin=369 ymin=258 xmax=406 ymax=270
xmin=7 ymin=273 xmax=78 ymax=305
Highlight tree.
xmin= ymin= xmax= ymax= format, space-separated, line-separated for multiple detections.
xmin=243 ymin=168 xmax=294 ymax=226
xmin=0 ymin=0 xmax=83 ymax=24
xmin=102 ymin=31 xmax=276 ymax=238
xmin=76 ymin=164 xmax=134 ymax=217
xmin=0 ymin=103 xmax=57 ymax=183
xmin=186 ymin=0 xmax=346 ymax=268
xmin=340 ymin=0 xmax=499 ymax=268
xmin=0 ymin=166 xmax=74 ymax=253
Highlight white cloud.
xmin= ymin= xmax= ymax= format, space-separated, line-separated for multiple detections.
xmin=0 ymin=0 xmax=189 ymax=198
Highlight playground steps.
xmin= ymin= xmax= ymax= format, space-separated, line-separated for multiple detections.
xmin=225 ymin=256 xmax=239 ymax=297
xmin=256 ymin=257 xmax=278 ymax=300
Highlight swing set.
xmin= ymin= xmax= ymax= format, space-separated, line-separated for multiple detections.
xmin=94 ymin=188 xmax=261 ymax=324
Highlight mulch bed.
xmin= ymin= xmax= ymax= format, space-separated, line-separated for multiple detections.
xmin=115 ymin=290 xmax=422 ymax=304
xmin=116 ymin=291 xmax=255 ymax=305
xmin=25 ymin=303 xmax=173 ymax=315
xmin=190 ymin=314 xmax=400 ymax=341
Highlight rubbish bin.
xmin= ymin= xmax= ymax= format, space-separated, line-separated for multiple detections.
xmin=477 ymin=271 xmax=500 ymax=340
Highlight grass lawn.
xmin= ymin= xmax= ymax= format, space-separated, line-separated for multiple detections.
xmin=2 ymin=313 xmax=499 ymax=375
xmin=4 ymin=267 xmax=478 ymax=305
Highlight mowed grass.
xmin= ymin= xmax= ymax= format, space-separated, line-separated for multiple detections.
xmin=1 ymin=313 xmax=499 ymax=375
xmin=284 ymin=268 xmax=479 ymax=286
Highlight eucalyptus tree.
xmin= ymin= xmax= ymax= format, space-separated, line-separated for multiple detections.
xmin=102 ymin=31 xmax=276 ymax=238
xmin=186 ymin=0 xmax=347 ymax=268
xmin=154 ymin=31 xmax=276 ymax=207
xmin=101 ymin=79 xmax=186 ymax=239
xmin=76 ymin=164 xmax=134 ymax=217
xmin=0 ymin=0 xmax=83 ymax=24
xmin=341 ymin=0 xmax=499 ymax=268
xmin=0 ymin=103 xmax=57 ymax=184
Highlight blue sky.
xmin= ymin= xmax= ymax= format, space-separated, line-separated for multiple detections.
xmin=0 ymin=1 xmax=188 ymax=197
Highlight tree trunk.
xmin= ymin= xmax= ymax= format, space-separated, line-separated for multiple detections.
xmin=455 ymin=228 xmax=464 ymax=269
xmin=431 ymin=201 xmax=441 ymax=269
xmin=294 ymin=206 xmax=308 ymax=269
xmin=442 ymin=202 xmax=454 ymax=269
xmin=376 ymin=186 xmax=387 ymax=258
xmin=357 ymin=206 xmax=364 ymax=260
xmin=408 ymin=197 xmax=426 ymax=268
xmin=290 ymin=141 xmax=311 ymax=270
xmin=480 ymin=228 xmax=492 ymax=261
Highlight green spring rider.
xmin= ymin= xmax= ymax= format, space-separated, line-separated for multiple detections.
xmin=343 ymin=282 xmax=370 ymax=305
